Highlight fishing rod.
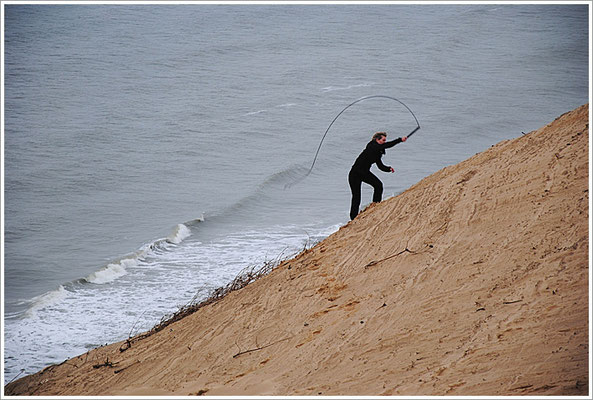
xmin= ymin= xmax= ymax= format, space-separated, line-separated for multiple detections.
xmin=306 ymin=95 xmax=420 ymax=177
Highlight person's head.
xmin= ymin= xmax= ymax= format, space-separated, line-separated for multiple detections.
xmin=372 ymin=132 xmax=387 ymax=144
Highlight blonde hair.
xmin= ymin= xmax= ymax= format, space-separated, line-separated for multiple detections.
xmin=372 ymin=132 xmax=387 ymax=141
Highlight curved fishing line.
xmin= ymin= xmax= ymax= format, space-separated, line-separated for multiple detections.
xmin=306 ymin=95 xmax=420 ymax=178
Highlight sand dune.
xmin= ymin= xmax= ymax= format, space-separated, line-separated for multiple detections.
xmin=5 ymin=104 xmax=589 ymax=396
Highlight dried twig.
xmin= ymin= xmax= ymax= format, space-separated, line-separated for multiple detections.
xmin=7 ymin=369 xmax=26 ymax=385
xmin=232 ymin=336 xmax=293 ymax=358
xmin=365 ymin=247 xmax=417 ymax=269
xmin=119 ymin=339 xmax=132 ymax=353
xmin=128 ymin=310 xmax=147 ymax=338
xmin=92 ymin=357 xmax=117 ymax=369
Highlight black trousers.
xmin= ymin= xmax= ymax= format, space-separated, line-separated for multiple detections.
xmin=348 ymin=168 xmax=383 ymax=220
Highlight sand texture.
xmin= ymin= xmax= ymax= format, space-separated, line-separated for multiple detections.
xmin=5 ymin=104 xmax=589 ymax=396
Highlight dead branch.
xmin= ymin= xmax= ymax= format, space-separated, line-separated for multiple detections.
xmin=6 ymin=369 xmax=25 ymax=385
xmin=232 ymin=336 xmax=293 ymax=359
xmin=119 ymin=339 xmax=132 ymax=353
xmin=92 ymin=357 xmax=117 ymax=369
xmin=365 ymin=247 xmax=417 ymax=269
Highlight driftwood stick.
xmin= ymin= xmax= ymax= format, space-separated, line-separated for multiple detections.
xmin=6 ymin=369 xmax=26 ymax=385
xmin=232 ymin=336 xmax=293 ymax=359
xmin=92 ymin=357 xmax=117 ymax=369
xmin=365 ymin=247 xmax=417 ymax=269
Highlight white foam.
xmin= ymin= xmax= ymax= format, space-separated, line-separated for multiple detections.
xmin=6 ymin=221 xmax=339 ymax=382
xmin=86 ymin=259 xmax=132 ymax=284
xmin=81 ymin=224 xmax=191 ymax=286
xmin=25 ymin=285 xmax=68 ymax=318
xmin=243 ymin=109 xmax=267 ymax=116
xmin=167 ymin=223 xmax=192 ymax=245
xmin=321 ymin=83 xmax=374 ymax=92
xmin=318 ymin=223 xmax=341 ymax=237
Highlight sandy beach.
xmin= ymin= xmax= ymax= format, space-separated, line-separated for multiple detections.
xmin=5 ymin=104 xmax=589 ymax=396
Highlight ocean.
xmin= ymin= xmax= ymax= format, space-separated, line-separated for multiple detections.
xmin=3 ymin=4 xmax=589 ymax=382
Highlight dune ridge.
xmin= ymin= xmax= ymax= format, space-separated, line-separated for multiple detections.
xmin=5 ymin=104 xmax=589 ymax=396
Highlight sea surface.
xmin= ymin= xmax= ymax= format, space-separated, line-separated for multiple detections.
xmin=3 ymin=4 xmax=589 ymax=381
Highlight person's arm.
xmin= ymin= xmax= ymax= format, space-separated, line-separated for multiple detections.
xmin=376 ymin=158 xmax=393 ymax=173
xmin=383 ymin=136 xmax=407 ymax=149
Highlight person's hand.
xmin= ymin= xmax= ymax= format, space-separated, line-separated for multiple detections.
xmin=402 ymin=136 xmax=407 ymax=142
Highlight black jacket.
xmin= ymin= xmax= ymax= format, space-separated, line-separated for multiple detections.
xmin=351 ymin=137 xmax=403 ymax=173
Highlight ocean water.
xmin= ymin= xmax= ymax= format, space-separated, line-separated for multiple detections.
xmin=3 ymin=4 xmax=589 ymax=381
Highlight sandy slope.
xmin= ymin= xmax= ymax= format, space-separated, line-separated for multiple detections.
xmin=5 ymin=104 xmax=589 ymax=397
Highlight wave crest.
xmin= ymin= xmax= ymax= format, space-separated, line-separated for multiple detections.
xmin=167 ymin=223 xmax=192 ymax=245
xmin=24 ymin=285 xmax=68 ymax=318
xmin=85 ymin=259 xmax=133 ymax=284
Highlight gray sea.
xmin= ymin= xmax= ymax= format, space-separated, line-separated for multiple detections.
xmin=3 ymin=4 xmax=589 ymax=382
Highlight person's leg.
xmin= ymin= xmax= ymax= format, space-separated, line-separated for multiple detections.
xmin=362 ymin=172 xmax=383 ymax=203
xmin=348 ymin=170 xmax=362 ymax=220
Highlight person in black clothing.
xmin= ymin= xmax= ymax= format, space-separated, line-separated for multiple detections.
xmin=348 ymin=131 xmax=407 ymax=220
